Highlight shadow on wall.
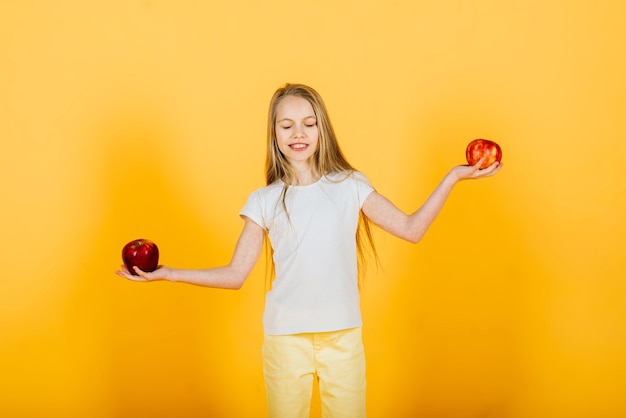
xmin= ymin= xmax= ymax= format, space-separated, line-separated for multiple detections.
xmin=369 ymin=99 xmax=538 ymax=418
xmin=63 ymin=95 xmax=239 ymax=417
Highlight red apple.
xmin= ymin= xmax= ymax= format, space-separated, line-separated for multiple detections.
xmin=122 ymin=239 xmax=159 ymax=275
xmin=466 ymin=139 xmax=502 ymax=169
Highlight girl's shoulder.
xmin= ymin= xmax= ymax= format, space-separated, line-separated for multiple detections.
xmin=250 ymin=181 xmax=284 ymax=196
xmin=324 ymin=170 xmax=371 ymax=184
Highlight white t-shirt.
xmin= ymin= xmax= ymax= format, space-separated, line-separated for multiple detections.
xmin=239 ymin=171 xmax=375 ymax=335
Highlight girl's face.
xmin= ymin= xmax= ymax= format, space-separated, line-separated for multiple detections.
xmin=274 ymin=95 xmax=319 ymax=167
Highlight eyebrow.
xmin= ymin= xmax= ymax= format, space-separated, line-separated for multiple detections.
xmin=276 ymin=115 xmax=317 ymax=123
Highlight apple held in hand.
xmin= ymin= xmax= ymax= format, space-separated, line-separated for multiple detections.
xmin=122 ymin=239 xmax=159 ymax=275
xmin=466 ymin=139 xmax=502 ymax=169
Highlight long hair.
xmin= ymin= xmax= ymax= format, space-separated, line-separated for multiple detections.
xmin=264 ymin=83 xmax=378 ymax=287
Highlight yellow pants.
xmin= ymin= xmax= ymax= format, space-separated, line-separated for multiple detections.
xmin=263 ymin=327 xmax=366 ymax=418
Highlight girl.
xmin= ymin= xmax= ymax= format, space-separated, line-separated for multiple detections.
xmin=116 ymin=83 xmax=501 ymax=417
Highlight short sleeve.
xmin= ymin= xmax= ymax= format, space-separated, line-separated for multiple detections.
xmin=239 ymin=190 xmax=267 ymax=230
xmin=352 ymin=172 xmax=375 ymax=208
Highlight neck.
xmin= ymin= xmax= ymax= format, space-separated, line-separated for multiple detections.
xmin=288 ymin=162 xmax=320 ymax=186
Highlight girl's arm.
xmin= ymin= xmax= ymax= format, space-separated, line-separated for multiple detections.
xmin=115 ymin=217 xmax=265 ymax=289
xmin=362 ymin=159 xmax=501 ymax=244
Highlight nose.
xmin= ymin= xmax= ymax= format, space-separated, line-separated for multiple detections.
xmin=293 ymin=123 xmax=306 ymax=138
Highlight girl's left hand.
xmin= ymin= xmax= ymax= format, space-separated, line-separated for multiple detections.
xmin=451 ymin=158 xmax=502 ymax=181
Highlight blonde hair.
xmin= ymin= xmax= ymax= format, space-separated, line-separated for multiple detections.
xmin=264 ymin=83 xmax=378 ymax=286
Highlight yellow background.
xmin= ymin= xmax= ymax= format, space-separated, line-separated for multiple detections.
xmin=1 ymin=1 xmax=625 ymax=417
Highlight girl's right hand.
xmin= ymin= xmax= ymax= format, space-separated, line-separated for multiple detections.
xmin=115 ymin=265 xmax=171 ymax=282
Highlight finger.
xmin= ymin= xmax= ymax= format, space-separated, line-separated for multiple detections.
xmin=132 ymin=266 xmax=155 ymax=281
xmin=477 ymin=161 xmax=502 ymax=177
xmin=115 ymin=265 xmax=130 ymax=276
xmin=472 ymin=157 xmax=485 ymax=170
xmin=115 ymin=265 xmax=146 ymax=281
xmin=115 ymin=270 xmax=137 ymax=280
xmin=485 ymin=161 xmax=502 ymax=172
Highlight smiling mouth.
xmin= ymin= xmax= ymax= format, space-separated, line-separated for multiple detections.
xmin=289 ymin=143 xmax=308 ymax=150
